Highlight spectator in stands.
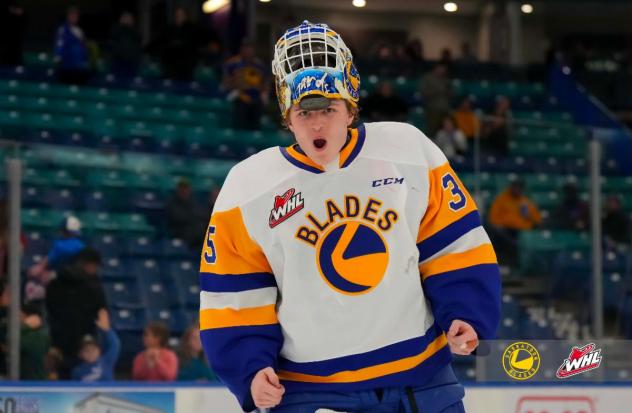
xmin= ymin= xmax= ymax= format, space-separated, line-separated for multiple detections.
xmin=54 ymin=6 xmax=91 ymax=84
xmin=108 ymin=11 xmax=142 ymax=79
xmin=421 ymin=64 xmax=452 ymax=137
xmin=223 ymin=40 xmax=267 ymax=130
xmin=552 ymin=183 xmax=589 ymax=231
xmin=199 ymin=22 xmax=223 ymax=75
xmin=20 ymin=303 xmax=49 ymax=380
xmin=405 ymin=38 xmax=424 ymax=63
xmin=439 ymin=47 xmax=453 ymax=66
xmin=603 ymin=195 xmax=631 ymax=250
xmin=0 ymin=0 xmax=26 ymax=66
xmin=434 ymin=115 xmax=467 ymax=159
xmin=133 ymin=321 xmax=178 ymax=381
xmin=458 ymin=42 xmax=477 ymax=64
xmin=27 ymin=216 xmax=85 ymax=287
xmin=482 ymin=95 xmax=511 ymax=155
xmin=151 ymin=7 xmax=198 ymax=81
xmin=488 ymin=179 xmax=542 ymax=264
xmin=72 ymin=309 xmax=120 ymax=381
xmin=362 ymin=81 xmax=409 ymax=122
xmin=44 ymin=347 xmax=63 ymax=380
xmin=45 ymin=248 xmax=106 ymax=378
xmin=166 ymin=179 xmax=207 ymax=248
xmin=177 ymin=325 xmax=217 ymax=381
xmin=453 ymin=96 xmax=480 ymax=140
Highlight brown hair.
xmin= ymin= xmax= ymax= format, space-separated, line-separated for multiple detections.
xmin=282 ymin=99 xmax=360 ymax=129
xmin=146 ymin=321 xmax=170 ymax=347
xmin=178 ymin=325 xmax=200 ymax=364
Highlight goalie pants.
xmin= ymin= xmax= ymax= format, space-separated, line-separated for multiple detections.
xmin=270 ymin=364 xmax=465 ymax=413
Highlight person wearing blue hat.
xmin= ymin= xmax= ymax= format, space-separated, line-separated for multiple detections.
xmin=27 ymin=215 xmax=86 ymax=286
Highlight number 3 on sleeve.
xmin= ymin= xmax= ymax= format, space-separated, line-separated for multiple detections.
xmin=441 ymin=173 xmax=467 ymax=211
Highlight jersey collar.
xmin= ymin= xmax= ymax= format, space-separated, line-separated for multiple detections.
xmin=279 ymin=123 xmax=366 ymax=174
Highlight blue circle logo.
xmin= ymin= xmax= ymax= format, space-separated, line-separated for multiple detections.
xmin=316 ymin=221 xmax=389 ymax=295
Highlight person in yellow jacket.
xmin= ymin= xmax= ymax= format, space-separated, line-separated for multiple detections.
xmin=488 ymin=179 xmax=541 ymax=264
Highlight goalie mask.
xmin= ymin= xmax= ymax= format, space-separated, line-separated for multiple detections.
xmin=272 ymin=21 xmax=360 ymax=118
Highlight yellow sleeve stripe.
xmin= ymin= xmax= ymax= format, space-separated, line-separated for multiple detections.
xmin=277 ymin=334 xmax=447 ymax=383
xmin=199 ymin=304 xmax=278 ymax=330
xmin=419 ymin=243 xmax=497 ymax=281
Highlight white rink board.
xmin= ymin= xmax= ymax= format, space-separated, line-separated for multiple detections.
xmin=463 ymin=386 xmax=632 ymax=413
xmin=0 ymin=384 xmax=629 ymax=413
xmin=176 ymin=385 xmax=632 ymax=413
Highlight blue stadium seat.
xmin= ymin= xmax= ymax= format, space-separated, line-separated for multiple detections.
xmin=42 ymin=188 xmax=76 ymax=210
xmin=123 ymin=236 xmax=159 ymax=257
xmin=147 ymin=307 xmax=188 ymax=334
xmin=89 ymin=233 xmax=123 ymax=258
xmin=111 ymin=308 xmax=147 ymax=332
xmin=103 ymin=280 xmax=142 ymax=309
xmin=160 ymin=238 xmax=192 ymax=258
xmin=127 ymin=258 xmax=162 ymax=279
xmin=165 ymin=259 xmax=197 ymax=283
xmin=22 ymin=185 xmax=47 ymax=207
xmin=25 ymin=231 xmax=50 ymax=256
xmin=175 ymin=277 xmax=199 ymax=309
xmin=139 ymin=278 xmax=175 ymax=308
xmin=100 ymin=257 xmax=128 ymax=280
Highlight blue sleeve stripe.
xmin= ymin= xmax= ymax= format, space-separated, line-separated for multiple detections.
xmin=423 ymin=263 xmax=501 ymax=340
xmin=199 ymin=272 xmax=277 ymax=293
xmin=417 ymin=210 xmax=482 ymax=262
xmin=278 ymin=323 xmax=443 ymax=376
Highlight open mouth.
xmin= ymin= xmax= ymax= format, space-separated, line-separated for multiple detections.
xmin=313 ymin=138 xmax=327 ymax=149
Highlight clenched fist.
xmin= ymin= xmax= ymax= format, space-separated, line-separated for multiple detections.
xmin=251 ymin=367 xmax=285 ymax=409
xmin=447 ymin=319 xmax=479 ymax=355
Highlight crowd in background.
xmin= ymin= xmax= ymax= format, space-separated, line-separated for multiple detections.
xmin=0 ymin=188 xmax=218 ymax=381
xmin=0 ymin=2 xmax=632 ymax=381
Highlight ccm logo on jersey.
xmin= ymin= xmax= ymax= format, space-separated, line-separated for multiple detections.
xmin=372 ymin=177 xmax=404 ymax=187
xmin=269 ymin=188 xmax=304 ymax=228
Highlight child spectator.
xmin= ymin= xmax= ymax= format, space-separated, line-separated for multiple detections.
xmin=71 ymin=309 xmax=120 ymax=382
xmin=177 ymin=325 xmax=217 ymax=381
xmin=133 ymin=321 xmax=178 ymax=381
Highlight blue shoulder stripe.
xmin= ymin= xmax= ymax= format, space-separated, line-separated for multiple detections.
xmin=279 ymin=147 xmax=324 ymax=174
xmin=199 ymin=272 xmax=276 ymax=293
xmin=417 ymin=210 xmax=482 ymax=262
xmin=341 ymin=123 xmax=366 ymax=168
xmin=278 ymin=323 xmax=443 ymax=376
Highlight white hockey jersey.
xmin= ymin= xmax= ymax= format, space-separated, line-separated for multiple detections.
xmin=199 ymin=122 xmax=501 ymax=411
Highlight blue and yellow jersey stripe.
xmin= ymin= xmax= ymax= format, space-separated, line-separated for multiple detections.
xmin=279 ymin=124 xmax=366 ymax=174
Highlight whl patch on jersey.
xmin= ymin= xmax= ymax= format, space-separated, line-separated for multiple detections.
xmin=556 ymin=343 xmax=603 ymax=379
xmin=269 ymin=188 xmax=304 ymax=228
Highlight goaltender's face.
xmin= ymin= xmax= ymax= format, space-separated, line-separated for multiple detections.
xmin=287 ymin=99 xmax=354 ymax=166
